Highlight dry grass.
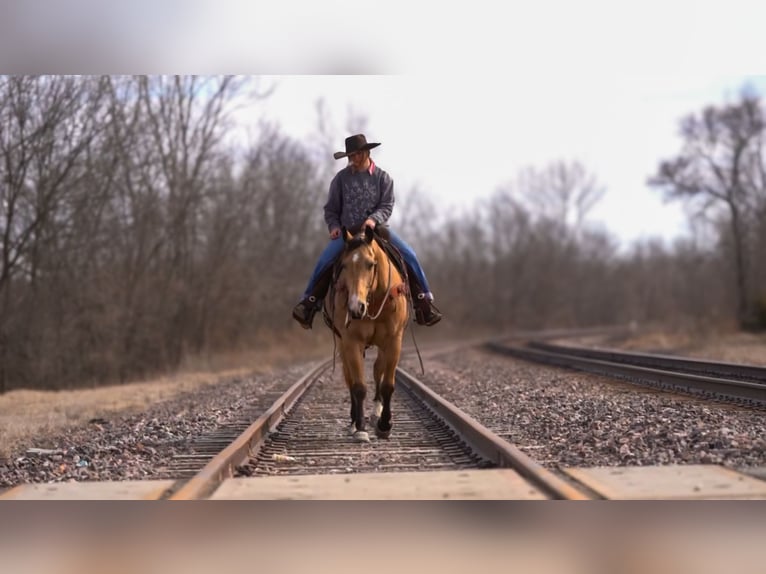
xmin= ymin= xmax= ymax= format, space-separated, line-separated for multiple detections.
xmin=0 ymin=328 xmax=335 ymax=460
xmin=0 ymin=371 xmax=238 ymax=459
xmin=619 ymin=326 xmax=766 ymax=366
xmin=680 ymin=331 xmax=766 ymax=366
xmin=619 ymin=330 xmax=700 ymax=352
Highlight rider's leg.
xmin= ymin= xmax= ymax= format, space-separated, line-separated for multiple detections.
xmin=386 ymin=229 xmax=442 ymax=326
xmin=292 ymin=237 xmax=344 ymax=329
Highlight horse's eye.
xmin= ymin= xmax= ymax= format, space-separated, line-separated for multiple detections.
xmin=366 ymin=262 xmax=375 ymax=270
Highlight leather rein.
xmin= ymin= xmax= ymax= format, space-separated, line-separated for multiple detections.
xmin=363 ymin=253 xmax=406 ymax=321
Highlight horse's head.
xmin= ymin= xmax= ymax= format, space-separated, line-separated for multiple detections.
xmin=338 ymin=226 xmax=378 ymax=319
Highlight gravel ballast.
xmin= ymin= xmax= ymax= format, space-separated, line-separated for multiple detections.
xmin=0 ymin=364 xmax=311 ymax=489
xmin=401 ymin=348 xmax=766 ymax=470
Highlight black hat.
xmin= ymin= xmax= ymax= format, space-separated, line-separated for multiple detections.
xmin=333 ymin=134 xmax=381 ymax=160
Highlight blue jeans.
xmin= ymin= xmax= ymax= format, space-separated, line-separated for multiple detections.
xmin=302 ymin=229 xmax=432 ymax=300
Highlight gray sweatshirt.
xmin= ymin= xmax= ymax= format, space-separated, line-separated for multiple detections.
xmin=323 ymin=161 xmax=394 ymax=232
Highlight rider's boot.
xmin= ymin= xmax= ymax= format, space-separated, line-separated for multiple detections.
xmin=413 ymin=293 xmax=443 ymax=326
xmin=407 ymin=273 xmax=442 ymax=326
xmin=292 ymin=296 xmax=320 ymax=329
xmin=292 ymin=266 xmax=334 ymax=329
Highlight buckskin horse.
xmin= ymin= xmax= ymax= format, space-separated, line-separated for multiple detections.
xmin=327 ymin=226 xmax=409 ymax=442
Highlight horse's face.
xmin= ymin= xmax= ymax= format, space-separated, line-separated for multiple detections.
xmin=339 ymin=227 xmax=377 ymax=319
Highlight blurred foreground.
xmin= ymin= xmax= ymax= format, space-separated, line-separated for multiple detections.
xmin=1 ymin=503 xmax=764 ymax=574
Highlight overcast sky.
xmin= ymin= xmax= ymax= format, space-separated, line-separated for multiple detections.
xmin=238 ymin=74 xmax=766 ymax=247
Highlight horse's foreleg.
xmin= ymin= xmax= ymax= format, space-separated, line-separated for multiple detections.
xmin=376 ymin=339 xmax=402 ymax=439
xmin=344 ymin=344 xmax=369 ymax=442
xmin=341 ymin=360 xmax=355 ymax=431
xmin=376 ymin=375 xmax=394 ymax=439
xmin=350 ymin=381 xmax=368 ymax=442
xmin=371 ymin=354 xmax=385 ymax=424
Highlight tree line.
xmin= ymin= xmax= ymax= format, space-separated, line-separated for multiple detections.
xmin=1 ymin=75 xmax=764 ymax=392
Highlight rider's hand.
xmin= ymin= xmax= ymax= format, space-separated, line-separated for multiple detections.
xmin=363 ymin=218 xmax=376 ymax=230
xmin=330 ymin=227 xmax=341 ymax=239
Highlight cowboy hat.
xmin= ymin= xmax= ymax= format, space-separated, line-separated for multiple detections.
xmin=333 ymin=134 xmax=381 ymax=160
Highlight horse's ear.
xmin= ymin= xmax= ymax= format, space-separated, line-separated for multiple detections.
xmin=364 ymin=225 xmax=374 ymax=244
xmin=342 ymin=227 xmax=351 ymax=243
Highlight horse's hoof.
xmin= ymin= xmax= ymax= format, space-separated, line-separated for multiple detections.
xmin=353 ymin=430 xmax=370 ymax=443
xmin=375 ymin=427 xmax=391 ymax=439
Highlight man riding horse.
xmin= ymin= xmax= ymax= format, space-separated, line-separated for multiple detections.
xmin=292 ymin=133 xmax=442 ymax=329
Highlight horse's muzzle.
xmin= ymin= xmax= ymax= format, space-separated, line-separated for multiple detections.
xmin=348 ymin=301 xmax=366 ymax=319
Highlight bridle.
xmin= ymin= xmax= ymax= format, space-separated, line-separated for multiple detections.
xmin=341 ymin=241 xmax=398 ymax=327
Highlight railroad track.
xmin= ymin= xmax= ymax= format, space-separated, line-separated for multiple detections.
xmin=485 ymin=339 xmax=766 ymax=408
xmin=163 ymin=385 xmax=294 ymax=479
xmin=167 ymin=357 xmax=588 ymax=500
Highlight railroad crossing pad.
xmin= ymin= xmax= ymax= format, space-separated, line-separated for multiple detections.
xmin=563 ymin=464 xmax=766 ymax=499
xmin=210 ymin=468 xmax=548 ymax=500
xmin=0 ymin=479 xmax=175 ymax=500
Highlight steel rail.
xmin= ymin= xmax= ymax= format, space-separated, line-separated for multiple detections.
xmin=396 ymin=367 xmax=591 ymax=500
xmin=527 ymin=340 xmax=766 ymax=384
xmin=168 ymin=360 xmax=330 ymax=500
xmin=485 ymin=341 xmax=766 ymax=406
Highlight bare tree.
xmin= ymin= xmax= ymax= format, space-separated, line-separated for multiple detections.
xmin=388 ymin=183 xmax=437 ymax=249
xmin=0 ymin=75 xmax=108 ymax=391
xmin=649 ymin=90 xmax=766 ymax=327
xmin=236 ymin=125 xmax=326 ymax=328
xmin=128 ymin=75 xmax=244 ymax=368
xmin=516 ymin=160 xmax=606 ymax=236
